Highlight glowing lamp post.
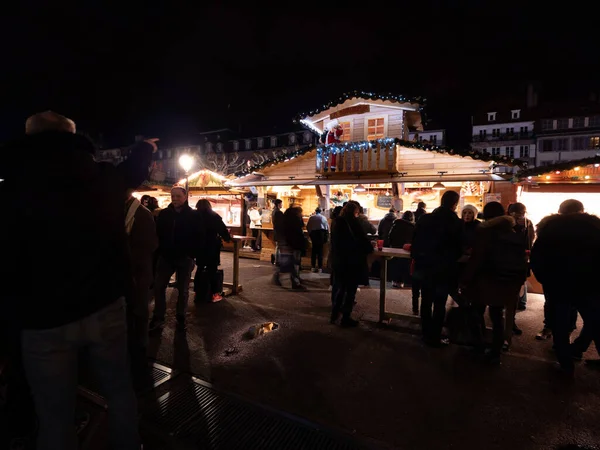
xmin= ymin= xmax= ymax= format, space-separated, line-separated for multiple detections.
xmin=178 ymin=154 xmax=195 ymax=193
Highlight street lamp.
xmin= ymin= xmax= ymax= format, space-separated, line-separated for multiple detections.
xmin=179 ymin=154 xmax=195 ymax=193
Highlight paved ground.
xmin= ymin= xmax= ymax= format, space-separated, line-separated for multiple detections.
xmin=145 ymin=252 xmax=600 ymax=450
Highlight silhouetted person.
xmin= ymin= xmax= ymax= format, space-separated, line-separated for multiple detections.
xmin=0 ymin=111 xmax=155 ymax=449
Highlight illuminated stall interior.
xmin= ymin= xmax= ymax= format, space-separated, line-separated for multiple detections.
xmin=517 ymin=157 xmax=600 ymax=227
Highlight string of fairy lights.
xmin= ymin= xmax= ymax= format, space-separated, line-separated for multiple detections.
xmin=293 ymin=91 xmax=426 ymax=122
xmin=517 ymin=155 xmax=600 ymax=179
xmin=233 ymin=138 xmax=523 ymax=178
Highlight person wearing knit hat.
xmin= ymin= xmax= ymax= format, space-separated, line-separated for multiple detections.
xmin=0 ymin=111 xmax=158 ymax=449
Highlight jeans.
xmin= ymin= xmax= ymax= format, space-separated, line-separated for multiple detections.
xmin=21 ymin=298 xmax=139 ymax=450
xmin=332 ymin=276 xmax=359 ymax=319
xmin=309 ymin=230 xmax=324 ymax=269
xmin=411 ymin=276 xmax=421 ymax=313
xmin=543 ymin=290 xmax=578 ymax=331
xmin=392 ymin=258 xmax=411 ymax=285
xmin=518 ymin=284 xmax=528 ymax=308
xmin=127 ymin=274 xmax=152 ymax=351
xmin=571 ymin=301 xmax=600 ymax=356
xmin=153 ymin=255 xmax=194 ymax=320
xmin=472 ymin=305 xmax=505 ymax=356
xmin=194 ymin=261 xmax=219 ymax=296
xmin=276 ymin=250 xmax=301 ymax=286
xmin=420 ymin=281 xmax=449 ymax=343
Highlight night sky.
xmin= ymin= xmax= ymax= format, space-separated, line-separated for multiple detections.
xmin=1 ymin=3 xmax=598 ymax=148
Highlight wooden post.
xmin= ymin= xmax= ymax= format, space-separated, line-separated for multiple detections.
xmin=379 ymin=256 xmax=388 ymax=322
xmin=367 ymin=146 xmax=372 ymax=171
xmin=376 ymin=142 xmax=381 ymax=170
xmin=232 ymin=239 xmax=240 ymax=294
xmin=393 ymin=144 xmax=398 ymax=172
xmin=359 ymin=148 xmax=364 ymax=172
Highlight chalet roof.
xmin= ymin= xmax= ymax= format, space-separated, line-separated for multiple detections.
xmin=294 ymin=91 xmax=424 ymax=122
xmin=517 ymin=155 xmax=600 ymax=179
xmin=230 ymin=139 xmax=522 ymax=179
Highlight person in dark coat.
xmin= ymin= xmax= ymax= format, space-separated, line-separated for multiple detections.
xmin=507 ymin=202 xmax=535 ymax=312
xmin=330 ymin=202 xmax=374 ymax=327
xmin=273 ymin=207 xmax=307 ymax=290
xmin=414 ymin=201 xmax=427 ymax=222
xmin=194 ymin=199 xmax=231 ymax=303
xmin=411 ymin=191 xmax=462 ymax=347
xmin=0 ymin=111 xmax=154 ymax=449
xmin=388 ymin=211 xmax=415 ymax=289
xmin=151 ymin=186 xmax=198 ymax=332
xmin=125 ymin=191 xmax=158 ymax=389
xmin=530 ymin=199 xmax=600 ymax=373
xmin=462 ymin=202 xmax=528 ymax=363
xmin=378 ymin=208 xmax=397 ymax=247
xmin=450 ymin=204 xmax=482 ymax=305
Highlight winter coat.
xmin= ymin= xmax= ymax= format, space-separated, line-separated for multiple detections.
xmin=331 ymin=215 xmax=374 ymax=285
xmin=196 ymin=210 xmax=231 ymax=265
xmin=461 ymin=219 xmax=482 ymax=257
xmin=514 ymin=218 xmax=535 ymax=250
xmin=531 ymin=213 xmax=600 ymax=300
xmin=378 ymin=212 xmax=397 ymax=246
xmin=271 ymin=208 xmax=284 ymax=242
xmin=388 ymin=219 xmax=415 ymax=248
xmin=127 ymin=201 xmax=158 ymax=284
xmin=0 ymin=132 xmax=154 ymax=330
xmin=282 ymin=213 xmax=306 ymax=252
xmin=411 ymin=207 xmax=463 ymax=283
xmin=155 ymin=203 xmax=198 ymax=259
xmin=358 ymin=214 xmax=377 ymax=235
xmin=462 ymin=216 xmax=527 ymax=307
xmin=414 ymin=207 xmax=427 ymax=223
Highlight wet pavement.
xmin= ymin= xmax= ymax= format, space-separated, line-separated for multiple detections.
xmin=147 ymin=252 xmax=600 ymax=450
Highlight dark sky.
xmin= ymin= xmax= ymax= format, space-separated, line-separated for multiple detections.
xmin=1 ymin=3 xmax=598 ymax=148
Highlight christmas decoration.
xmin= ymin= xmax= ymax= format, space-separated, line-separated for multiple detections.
xmin=517 ymin=155 xmax=600 ymax=179
xmin=294 ymin=90 xmax=426 ymax=122
xmin=323 ymin=119 xmax=343 ymax=171
xmin=233 ymin=138 xmax=523 ymax=178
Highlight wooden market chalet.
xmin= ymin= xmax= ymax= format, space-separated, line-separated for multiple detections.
xmin=227 ymin=91 xmax=523 ymax=214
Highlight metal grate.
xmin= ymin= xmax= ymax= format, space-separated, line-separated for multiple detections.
xmin=150 ymin=362 xmax=174 ymax=388
xmin=141 ymin=376 xmax=368 ymax=450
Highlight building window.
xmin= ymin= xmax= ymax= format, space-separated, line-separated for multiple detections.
xmin=572 ymin=137 xmax=585 ymax=150
xmin=519 ymin=126 xmax=529 ymax=135
xmin=206 ymin=143 xmax=213 ymax=152
xmin=541 ymin=140 xmax=553 ymax=152
xmin=270 ymin=136 xmax=277 ymax=147
xmin=257 ymin=138 xmax=264 ymax=149
xmin=511 ymin=109 xmax=521 ymax=119
xmin=541 ymin=119 xmax=554 ymax=131
xmin=541 ymin=161 xmax=555 ymax=167
xmin=491 ymin=147 xmax=500 ymax=156
xmin=431 ymin=135 xmax=437 ymax=144
xmin=590 ymin=136 xmax=600 ymax=149
xmin=589 ymin=116 xmax=600 ymax=127
xmin=506 ymin=127 xmax=514 ymax=135
xmin=340 ymin=121 xmax=352 ymax=142
xmin=573 ymin=117 xmax=585 ymax=128
xmin=245 ymin=139 xmax=252 ymax=150
xmin=507 ymin=146 xmax=515 ymax=158
xmin=216 ymin=143 xmax=223 ymax=152
xmin=488 ymin=112 xmax=496 ymax=121
xmin=492 ymin=128 xmax=500 ymax=137
xmin=367 ymin=118 xmax=385 ymax=140
xmin=479 ymin=129 xmax=487 ymax=139
xmin=233 ymin=141 xmax=239 ymax=151
xmin=289 ymin=134 xmax=296 ymax=145
xmin=556 ymin=118 xmax=569 ymax=129
xmin=158 ymin=151 xmax=163 ymax=159
xmin=519 ymin=145 xmax=529 ymax=158
xmin=554 ymin=139 xmax=568 ymax=151
xmin=167 ymin=150 xmax=172 ymax=158
xmin=303 ymin=132 xmax=312 ymax=143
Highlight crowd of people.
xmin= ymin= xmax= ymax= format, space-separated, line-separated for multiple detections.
xmin=1 ymin=111 xmax=599 ymax=449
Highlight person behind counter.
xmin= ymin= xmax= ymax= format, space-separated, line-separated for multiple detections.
xmin=248 ymin=203 xmax=262 ymax=251
xmin=307 ymin=207 xmax=329 ymax=273
xmin=378 ymin=208 xmax=398 ymax=247
xmin=414 ymin=201 xmax=427 ymax=222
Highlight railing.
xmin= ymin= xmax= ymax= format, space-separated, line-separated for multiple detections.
xmin=472 ymin=132 xmax=534 ymax=142
xmin=316 ymin=141 xmax=397 ymax=174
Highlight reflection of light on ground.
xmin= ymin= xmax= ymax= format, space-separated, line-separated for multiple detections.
xmin=519 ymin=192 xmax=600 ymax=227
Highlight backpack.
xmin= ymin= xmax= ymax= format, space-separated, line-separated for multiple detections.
xmin=485 ymin=232 xmax=528 ymax=283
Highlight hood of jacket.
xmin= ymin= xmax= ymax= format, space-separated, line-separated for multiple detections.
xmin=382 ymin=212 xmax=397 ymax=221
xmin=537 ymin=212 xmax=600 ymax=237
xmin=480 ymin=215 xmax=515 ymax=231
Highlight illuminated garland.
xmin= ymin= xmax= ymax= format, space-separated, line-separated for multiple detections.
xmin=234 ymin=145 xmax=315 ymax=177
xmin=317 ymin=138 xmax=522 ymax=166
xmin=233 ymin=139 xmax=522 ymax=178
xmin=294 ymin=90 xmax=426 ymax=121
xmin=517 ymin=155 xmax=600 ymax=179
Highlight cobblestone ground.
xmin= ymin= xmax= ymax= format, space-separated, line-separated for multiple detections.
xmin=147 ymin=252 xmax=599 ymax=450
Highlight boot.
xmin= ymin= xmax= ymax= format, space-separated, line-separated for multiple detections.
xmin=340 ymin=316 xmax=359 ymax=328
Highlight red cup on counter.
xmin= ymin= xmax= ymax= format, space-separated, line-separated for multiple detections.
xmin=377 ymin=240 xmax=384 ymax=251
xmin=402 ymin=243 xmax=412 ymax=251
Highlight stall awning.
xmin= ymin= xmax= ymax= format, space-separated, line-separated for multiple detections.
xmin=226 ymin=173 xmax=508 ymax=187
